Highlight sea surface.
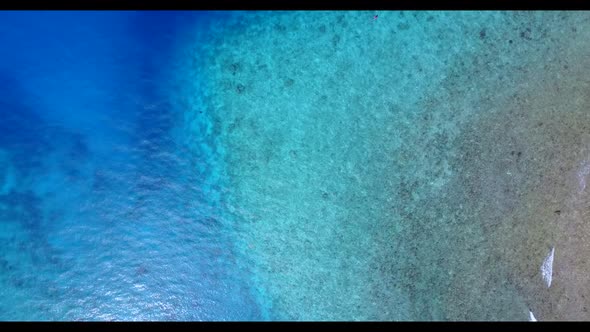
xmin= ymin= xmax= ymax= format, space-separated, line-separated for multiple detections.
xmin=1 ymin=11 xmax=590 ymax=321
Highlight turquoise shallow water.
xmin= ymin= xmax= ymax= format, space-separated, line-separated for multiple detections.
xmin=183 ymin=11 xmax=590 ymax=320
xmin=2 ymin=10 xmax=590 ymax=321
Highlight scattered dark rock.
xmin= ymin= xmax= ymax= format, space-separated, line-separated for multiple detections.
xmin=397 ymin=23 xmax=410 ymax=31
xmin=479 ymin=29 xmax=486 ymax=39
xmin=520 ymin=28 xmax=532 ymax=40
xmin=284 ymin=78 xmax=295 ymax=87
xmin=0 ymin=258 xmax=10 ymax=270
xmin=229 ymin=62 xmax=241 ymax=76
xmin=274 ymin=23 xmax=287 ymax=32
xmin=336 ymin=15 xmax=347 ymax=27
xmin=319 ymin=25 xmax=326 ymax=33
xmin=236 ymin=83 xmax=246 ymax=94
xmin=228 ymin=121 xmax=238 ymax=133
xmin=11 ymin=277 xmax=24 ymax=288
xmin=554 ymin=210 xmax=561 ymax=215
xmin=332 ymin=34 xmax=341 ymax=47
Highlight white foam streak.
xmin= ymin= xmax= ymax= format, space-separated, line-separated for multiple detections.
xmin=577 ymin=159 xmax=590 ymax=193
xmin=529 ymin=310 xmax=537 ymax=322
xmin=541 ymin=247 xmax=555 ymax=288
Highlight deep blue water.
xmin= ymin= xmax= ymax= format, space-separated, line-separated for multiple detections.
xmin=0 ymin=11 xmax=263 ymax=321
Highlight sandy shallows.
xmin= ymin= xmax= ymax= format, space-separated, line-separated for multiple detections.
xmin=184 ymin=11 xmax=590 ymax=320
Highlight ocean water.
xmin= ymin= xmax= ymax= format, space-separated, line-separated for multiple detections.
xmin=0 ymin=11 xmax=262 ymax=321
xmin=2 ymin=10 xmax=590 ymax=321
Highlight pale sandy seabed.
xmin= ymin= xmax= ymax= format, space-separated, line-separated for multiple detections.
xmin=179 ymin=11 xmax=590 ymax=320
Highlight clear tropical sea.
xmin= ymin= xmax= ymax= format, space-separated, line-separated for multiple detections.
xmin=1 ymin=10 xmax=590 ymax=321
